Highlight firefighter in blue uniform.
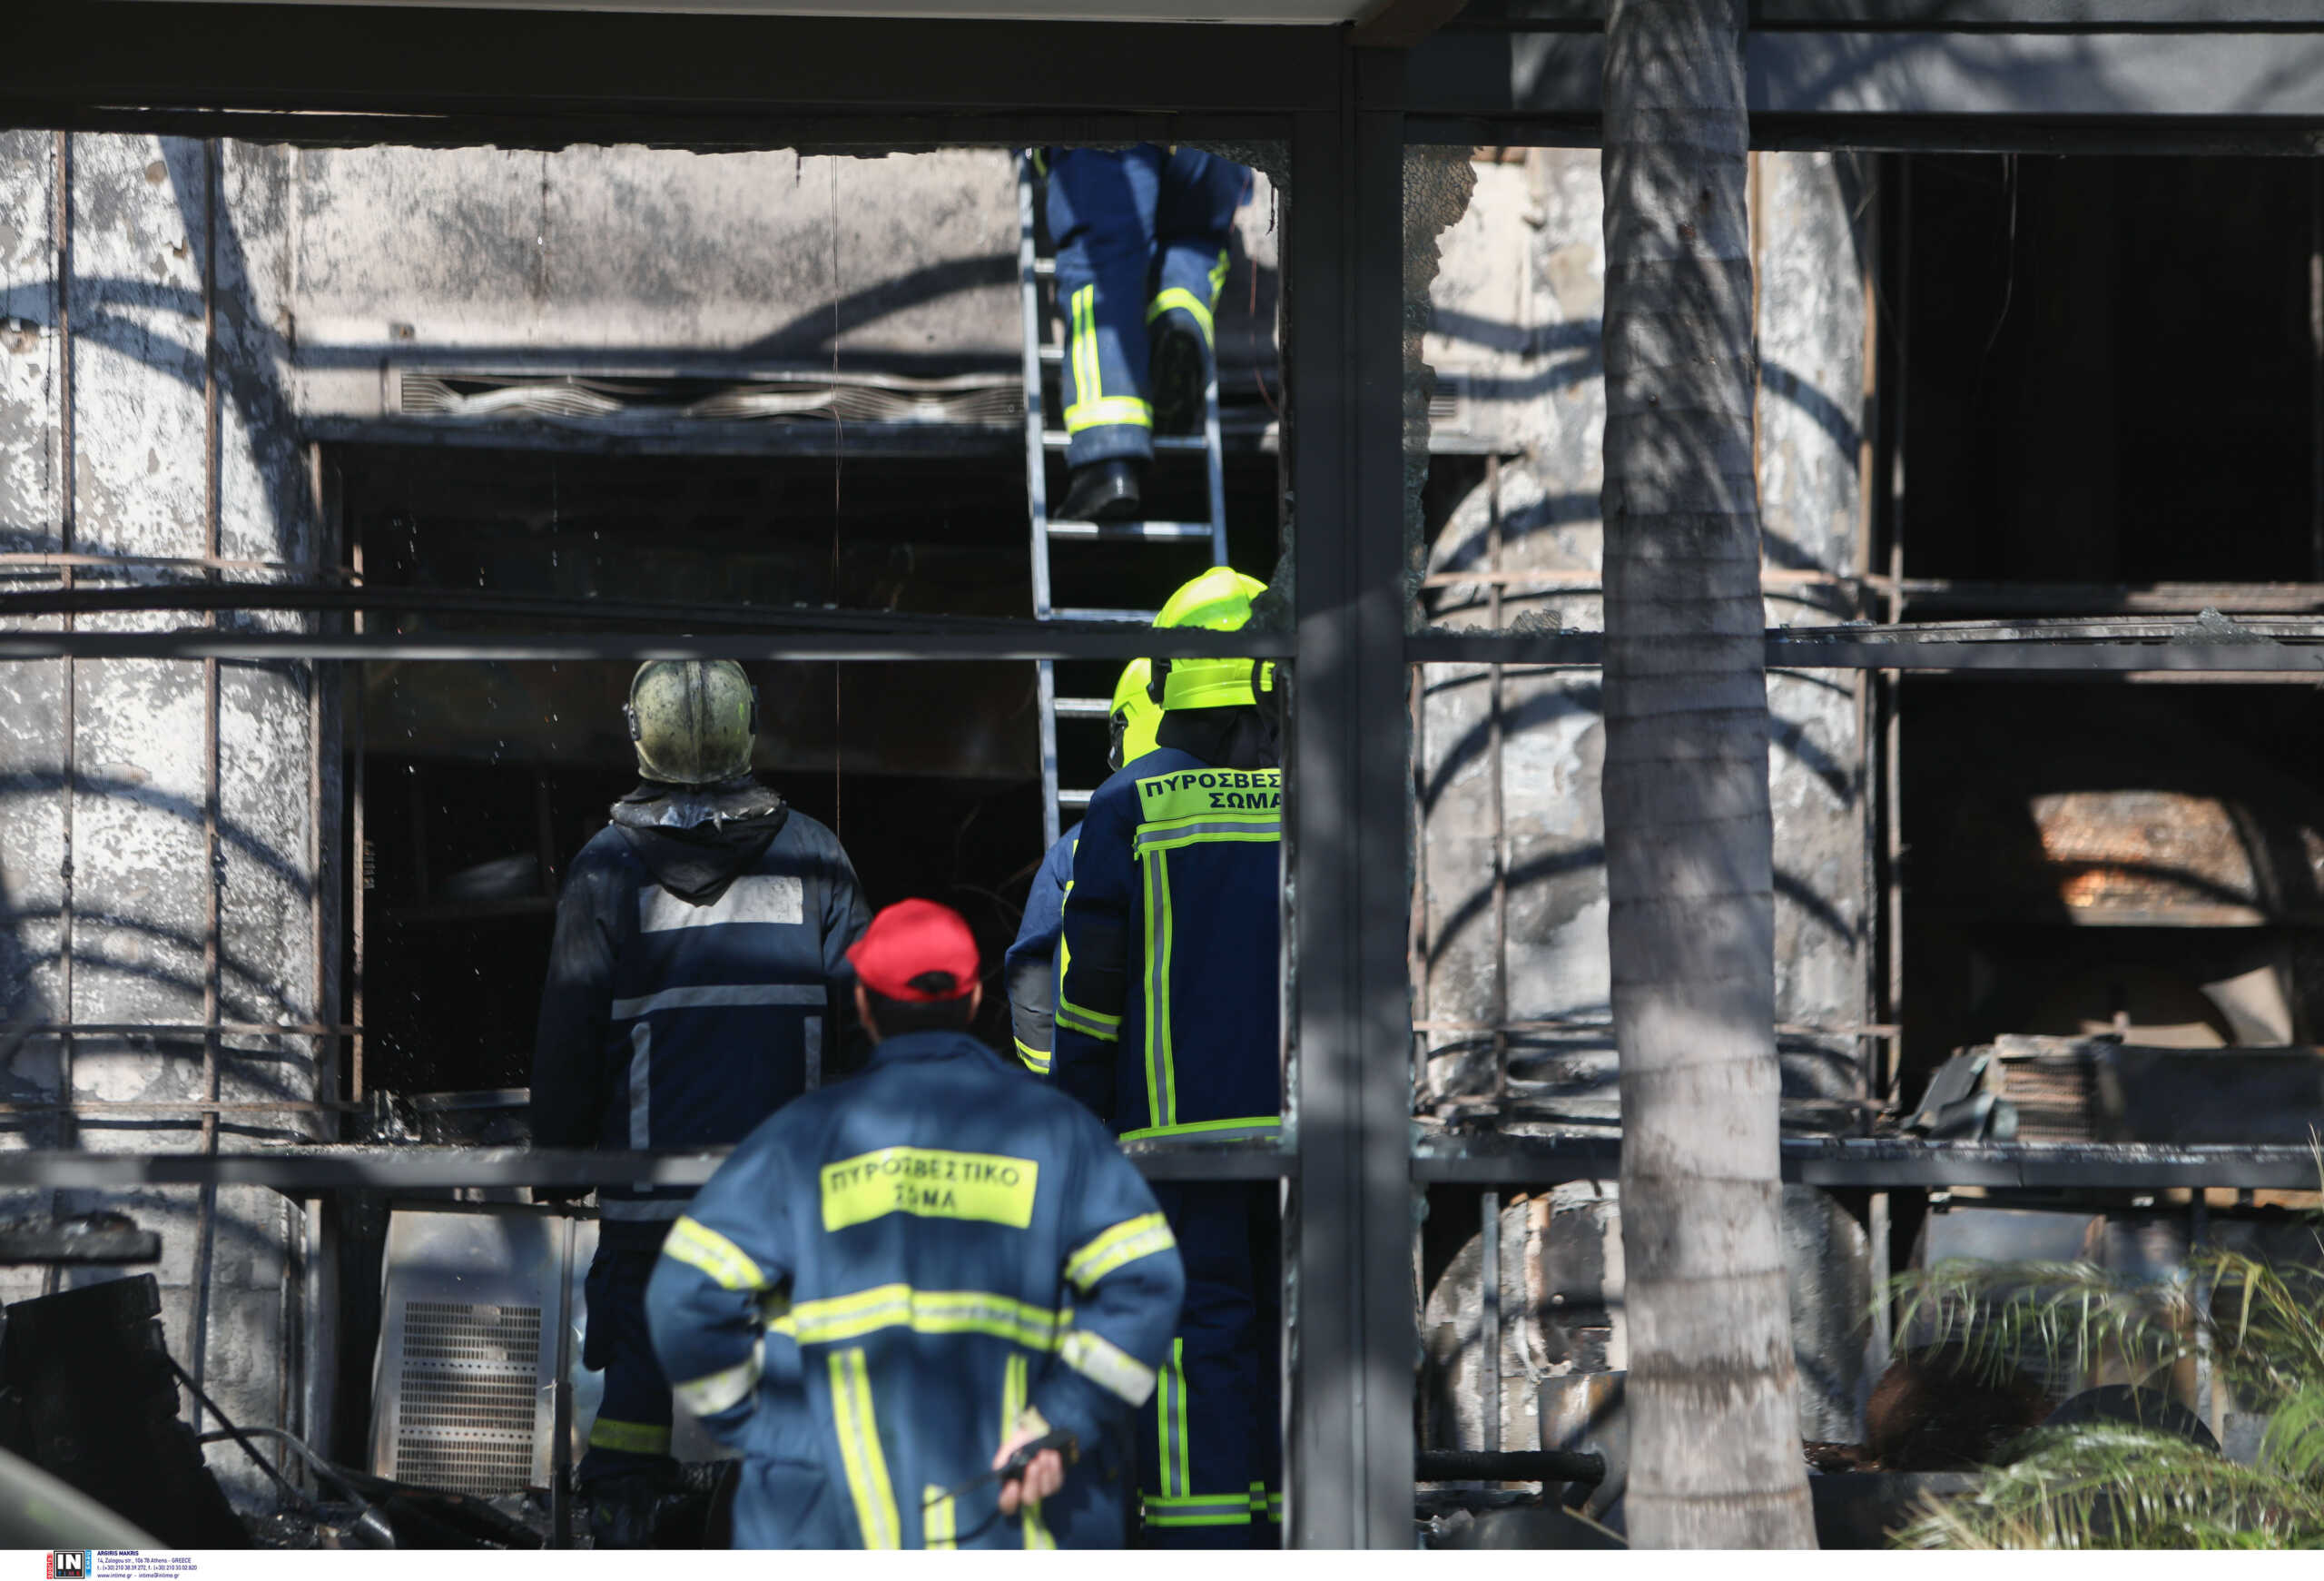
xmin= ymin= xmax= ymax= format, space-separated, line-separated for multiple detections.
xmin=1005 ymin=659 xmax=1162 ymax=1076
xmin=530 ymin=658 xmax=871 ymax=1544
xmin=1042 ymin=145 xmax=1253 ymax=525
xmin=1051 ymin=567 xmax=1284 ymax=1546
xmin=645 ymin=899 xmax=1186 ymax=1549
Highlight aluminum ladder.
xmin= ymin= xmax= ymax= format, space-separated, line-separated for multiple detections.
xmin=1019 ymin=152 xmax=1229 ymax=850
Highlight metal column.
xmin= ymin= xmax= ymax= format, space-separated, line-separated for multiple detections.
xmin=1287 ymin=38 xmax=1413 ymax=1550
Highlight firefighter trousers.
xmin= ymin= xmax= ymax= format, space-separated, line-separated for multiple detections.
xmin=578 ymin=1243 xmax=678 ymax=1487
xmin=1042 ymin=145 xmax=1250 ymax=469
xmin=1137 ymin=1181 xmax=1282 ymax=1547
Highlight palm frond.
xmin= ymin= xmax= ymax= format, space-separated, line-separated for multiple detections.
xmin=1887 ymin=1260 xmax=2192 ymax=1393
xmin=2260 ymin=1383 xmax=2324 ymax=1489
xmin=2187 ymin=1249 xmax=2324 ymax=1412
xmin=1896 ymin=1426 xmax=2324 ymax=1550
xmin=1886 ymin=1177 xmax=2324 ymax=1549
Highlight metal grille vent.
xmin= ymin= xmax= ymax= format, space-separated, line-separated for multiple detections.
xmin=1999 ymin=1056 xmax=2100 ymax=1142
xmin=1427 ymin=377 xmax=1468 ymax=430
xmin=392 ymin=1299 xmax=542 ymax=1497
xmin=394 ymin=370 xmax=1023 ymax=426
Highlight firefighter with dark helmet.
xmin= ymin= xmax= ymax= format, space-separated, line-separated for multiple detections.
xmin=1051 ymin=567 xmax=1285 ymax=1545
xmin=530 ymin=658 xmax=871 ymax=1546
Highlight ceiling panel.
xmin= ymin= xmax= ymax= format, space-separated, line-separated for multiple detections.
xmin=137 ymin=0 xmax=1372 ymax=21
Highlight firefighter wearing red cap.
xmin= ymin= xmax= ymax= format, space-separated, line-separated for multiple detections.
xmin=645 ymin=899 xmax=1186 ymax=1549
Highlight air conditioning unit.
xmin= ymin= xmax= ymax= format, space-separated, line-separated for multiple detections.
xmin=369 ymin=1207 xmax=731 ymax=1500
xmin=369 ymin=1207 xmax=576 ymax=1498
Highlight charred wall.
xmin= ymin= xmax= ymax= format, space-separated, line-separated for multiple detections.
xmin=0 ymin=131 xmax=333 ymax=1507
xmin=1415 ymin=148 xmax=1873 ymax=1131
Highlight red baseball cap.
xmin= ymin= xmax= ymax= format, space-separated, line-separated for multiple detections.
xmin=845 ymin=898 xmax=980 ymax=1002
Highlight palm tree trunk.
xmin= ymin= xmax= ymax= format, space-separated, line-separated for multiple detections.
xmin=1600 ymin=0 xmax=1817 ymax=1549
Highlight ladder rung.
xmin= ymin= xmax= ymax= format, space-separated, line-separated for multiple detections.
xmin=1057 ymin=789 xmax=1096 ymax=809
xmin=1047 ymin=520 xmax=1213 ymax=542
xmin=1053 ymin=697 xmax=1114 ymax=718
xmin=1041 ymin=432 xmax=1210 ymax=452
xmin=1031 ymin=258 xmax=1056 ymax=278
xmin=1037 ymin=345 xmax=1062 ymax=362
xmin=1049 ymin=607 xmax=1158 ymax=624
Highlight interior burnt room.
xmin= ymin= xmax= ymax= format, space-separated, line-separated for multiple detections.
xmin=0 ymin=135 xmax=1291 ymax=1546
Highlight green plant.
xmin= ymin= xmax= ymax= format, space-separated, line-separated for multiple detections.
xmin=1884 ymin=1217 xmax=2324 ymax=1547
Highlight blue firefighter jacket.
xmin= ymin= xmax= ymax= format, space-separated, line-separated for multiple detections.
xmin=644 ymin=1030 xmax=1186 ymax=1549
xmin=530 ymin=808 xmax=869 ymax=1238
xmin=1002 ymin=827 xmax=1078 ymax=1077
xmin=1052 ymin=747 xmax=1283 ymax=1141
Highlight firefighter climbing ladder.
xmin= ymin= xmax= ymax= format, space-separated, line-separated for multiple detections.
xmin=1019 ymin=152 xmax=1230 ymax=850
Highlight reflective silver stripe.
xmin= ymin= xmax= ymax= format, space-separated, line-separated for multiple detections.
xmin=674 ymin=1352 xmax=763 ymax=1417
xmin=600 ymin=1197 xmax=693 ymax=1220
xmin=628 ymin=1022 xmax=653 ymax=1151
xmin=640 ymin=874 xmax=803 ymax=934
xmin=611 ymin=983 xmax=824 ymax=1019
xmin=1059 ymin=1329 xmax=1157 ymax=1406
xmin=805 ymin=1014 xmax=822 ymax=1091
xmin=1133 ymin=819 xmax=1281 ymax=850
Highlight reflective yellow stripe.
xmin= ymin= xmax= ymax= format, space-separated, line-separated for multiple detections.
xmin=1065 ymin=1211 xmax=1177 ymax=1290
xmin=1063 ymin=284 xmax=1152 ymax=434
xmin=1153 ymin=1343 xmax=1173 ymax=1499
xmin=1004 ymin=1352 xmax=1029 ymax=1428
xmin=1145 ymin=285 xmax=1215 ymax=346
xmin=1057 ymin=995 xmax=1119 ymax=1030
xmin=1060 ymin=1328 xmax=1158 ymax=1406
xmin=587 ymin=1418 xmax=671 ymax=1455
xmin=663 ymin=1216 xmax=764 ymax=1292
xmin=1134 ymin=812 xmax=1283 ymax=843
xmin=1056 ymin=1011 xmax=1119 ymax=1042
xmin=1173 ymin=1336 xmax=1192 ymax=1497
xmin=1135 ymin=826 xmax=1281 ymax=857
xmin=1208 ymin=247 xmax=1229 ymax=301
xmin=1001 ymin=1357 xmax=1054 ymax=1549
xmin=1064 ymin=395 xmax=1154 ymax=433
xmin=1057 ymin=991 xmax=1121 ymax=1043
xmin=1151 ymin=1337 xmax=1191 ymax=1501
xmin=923 ymin=1487 xmax=957 ymax=1549
xmin=1146 ymin=1494 xmax=1252 ymax=1528
xmin=1057 ymin=871 xmax=1074 ymax=1015
xmin=672 ymin=1352 xmax=761 ymax=1417
xmin=1013 ymin=1036 xmax=1053 ymax=1075
xmin=832 ymin=1349 xmax=901 ymax=1548
xmin=1071 ymin=285 xmax=1098 ymax=410
xmin=787 ymin=1283 xmax=1069 ymax=1350
xmin=1139 ymin=845 xmax=1163 ymax=1125
xmin=1118 ymin=1116 xmax=1282 ymax=1143
xmin=1147 ymin=848 xmax=1177 ymax=1126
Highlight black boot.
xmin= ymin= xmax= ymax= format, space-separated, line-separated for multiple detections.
xmin=1148 ymin=310 xmax=1208 ymax=435
xmin=583 ymin=1466 xmax=694 ymax=1548
xmin=1059 ymin=459 xmax=1144 ymax=523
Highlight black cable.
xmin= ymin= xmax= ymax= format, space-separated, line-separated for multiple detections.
xmin=1970 ymin=152 xmax=2022 ymax=413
